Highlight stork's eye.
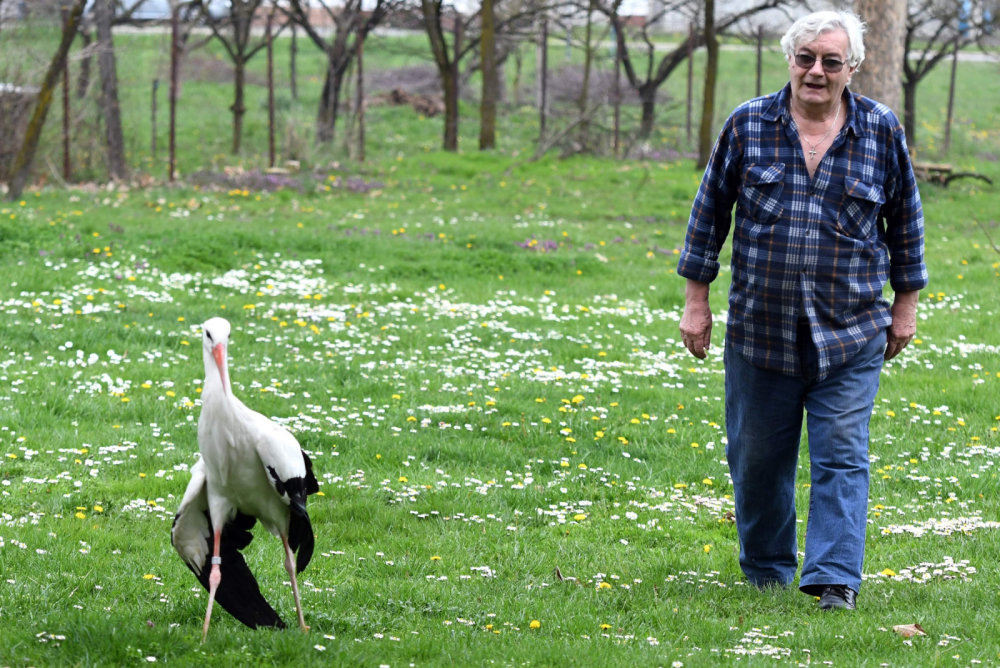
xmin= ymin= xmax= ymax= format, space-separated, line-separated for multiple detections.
xmin=206 ymin=331 xmax=214 ymax=341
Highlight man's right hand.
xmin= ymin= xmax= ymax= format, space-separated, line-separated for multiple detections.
xmin=679 ymin=279 xmax=713 ymax=359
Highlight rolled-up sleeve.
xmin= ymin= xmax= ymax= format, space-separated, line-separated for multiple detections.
xmin=677 ymin=114 xmax=741 ymax=284
xmin=884 ymin=126 xmax=929 ymax=293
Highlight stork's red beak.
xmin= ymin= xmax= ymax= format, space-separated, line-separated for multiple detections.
xmin=212 ymin=343 xmax=228 ymax=392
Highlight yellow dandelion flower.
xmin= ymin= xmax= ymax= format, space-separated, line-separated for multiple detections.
xmin=529 ymin=620 xmax=541 ymax=629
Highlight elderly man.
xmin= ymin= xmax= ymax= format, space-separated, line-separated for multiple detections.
xmin=677 ymin=10 xmax=927 ymax=610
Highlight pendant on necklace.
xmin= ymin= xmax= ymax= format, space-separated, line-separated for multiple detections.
xmin=808 ymin=149 xmax=817 ymax=159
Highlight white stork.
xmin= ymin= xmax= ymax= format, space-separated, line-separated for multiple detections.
xmin=172 ymin=316 xmax=319 ymax=641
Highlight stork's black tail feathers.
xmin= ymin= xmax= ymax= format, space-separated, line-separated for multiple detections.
xmin=288 ymin=448 xmax=320 ymax=574
xmin=186 ymin=511 xmax=286 ymax=629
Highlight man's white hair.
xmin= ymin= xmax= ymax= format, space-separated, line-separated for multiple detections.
xmin=780 ymin=10 xmax=867 ymax=70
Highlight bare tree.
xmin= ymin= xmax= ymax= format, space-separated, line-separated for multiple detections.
xmin=76 ymin=1 xmax=159 ymax=100
xmin=94 ymin=0 xmax=128 ymax=179
xmin=597 ymin=0 xmax=790 ymax=139
xmin=6 ymin=0 xmax=87 ymax=200
xmin=421 ymin=0 xmax=463 ymax=151
xmin=284 ymin=0 xmax=396 ymax=145
xmin=902 ymin=0 xmax=999 ymax=149
xmin=199 ymin=0 xmax=280 ymax=155
xmin=851 ymin=0 xmax=906 ymax=115
xmin=166 ymin=0 xmax=210 ymax=181
xmin=697 ymin=0 xmax=717 ymax=169
xmin=421 ymin=0 xmax=546 ymax=152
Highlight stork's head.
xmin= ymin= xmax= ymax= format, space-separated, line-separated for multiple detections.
xmin=202 ymin=317 xmax=231 ymax=393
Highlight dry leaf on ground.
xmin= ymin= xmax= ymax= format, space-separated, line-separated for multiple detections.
xmin=892 ymin=623 xmax=927 ymax=638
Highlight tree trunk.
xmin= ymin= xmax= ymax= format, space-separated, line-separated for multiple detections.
xmin=169 ymin=3 xmax=179 ymax=182
xmin=266 ymin=8 xmax=275 ymax=168
xmin=6 ymin=0 xmax=86 ymax=201
xmin=231 ymin=61 xmax=246 ymax=154
xmin=639 ymin=85 xmax=656 ymax=139
xmin=903 ymin=79 xmax=917 ymax=149
xmin=943 ymin=38 xmax=959 ymax=155
xmin=95 ymin=0 xmax=127 ymax=180
xmin=61 ymin=5 xmax=72 ymax=180
xmin=697 ymin=0 xmax=718 ymax=170
xmin=613 ymin=35 xmax=620 ymax=156
xmin=356 ymin=32 xmax=366 ymax=162
xmin=445 ymin=16 xmax=461 ymax=151
xmin=577 ymin=0 xmax=595 ymax=145
xmin=316 ymin=52 xmax=352 ymax=144
xmin=442 ymin=61 xmax=460 ymax=152
xmin=76 ymin=28 xmax=93 ymax=99
xmin=686 ymin=22 xmax=693 ymax=145
xmin=479 ymin=0 xmax=497 ymax=150
xmin=421 ymin=0 xmax=460 ymax=152
xmin=851 ymin=0 xmax=905 ymax=115
xmin=289 ymin=23 xmax=298 ymax=101
xmin=536 ymin=15 xmax=548 ymax=142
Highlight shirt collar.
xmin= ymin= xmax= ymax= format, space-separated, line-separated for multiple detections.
xmin=763 ymin=83 xmax=865 ymax=137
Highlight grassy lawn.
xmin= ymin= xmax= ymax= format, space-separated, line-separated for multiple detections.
xmin=2 ymin=22 xmax=1000 ymax=667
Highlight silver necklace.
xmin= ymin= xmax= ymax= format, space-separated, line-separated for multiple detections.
xmin=799 ymin=102 xmax=841 ymax=160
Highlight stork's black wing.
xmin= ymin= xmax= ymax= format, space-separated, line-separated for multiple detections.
xmin=288 ymin=448 xmax=320 ymax=574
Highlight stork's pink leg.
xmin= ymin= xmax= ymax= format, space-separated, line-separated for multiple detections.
xmin=201 ymin=530 xmax=222 ymax=643
xmin=282 ymin=536 xmax=309 ymax=632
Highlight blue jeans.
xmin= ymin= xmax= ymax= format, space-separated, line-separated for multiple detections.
xmin=724 ymin=326 xmax=886 ymax=595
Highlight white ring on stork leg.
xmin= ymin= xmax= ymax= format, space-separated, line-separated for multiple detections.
xmin=211 ymin=556 xmax=222 ymax=565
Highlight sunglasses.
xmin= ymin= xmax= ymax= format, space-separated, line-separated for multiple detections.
xmin=793 ymin=53 xmax=846 ymax=73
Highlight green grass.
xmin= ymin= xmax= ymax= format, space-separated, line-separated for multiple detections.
xmin=2 ymin=23 xmax=1000 ymax=668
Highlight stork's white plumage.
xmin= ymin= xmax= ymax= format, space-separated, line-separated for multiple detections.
xmin=172 ymin=317 xmax=319 ymax=641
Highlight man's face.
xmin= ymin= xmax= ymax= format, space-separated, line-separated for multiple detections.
xmin=788 ymin=29 xmax=855 ymax=111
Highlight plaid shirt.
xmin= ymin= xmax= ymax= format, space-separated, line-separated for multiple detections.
xmin=678 ymin=84 xmax=928 ymax=379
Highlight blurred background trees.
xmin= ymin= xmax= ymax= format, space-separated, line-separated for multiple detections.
xmin=2 ymin=0 xmax=998 ymax=191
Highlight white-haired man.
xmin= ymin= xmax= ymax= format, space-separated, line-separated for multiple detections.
xmin=677 ymin=10 xmax=927 ymax=610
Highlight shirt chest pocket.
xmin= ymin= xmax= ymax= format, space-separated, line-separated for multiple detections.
xmin=739 ymin=163 xmax=785 ymax=225
xmin=839 ymin=177 xmax=885 ymax=239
